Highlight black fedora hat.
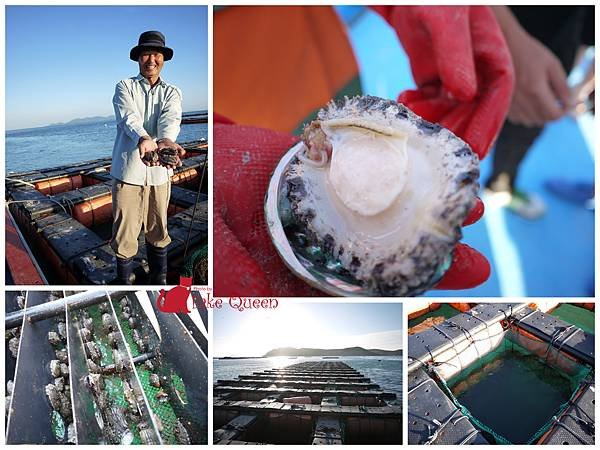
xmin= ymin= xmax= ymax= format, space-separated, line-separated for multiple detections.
xmin=130 ymin=31 xmax=173 ymax=61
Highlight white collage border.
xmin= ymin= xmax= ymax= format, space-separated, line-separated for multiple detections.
xmin=1 ymin=0 xmax=598 ymax=447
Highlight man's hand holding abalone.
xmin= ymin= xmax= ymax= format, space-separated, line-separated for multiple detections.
xmin=139 ymin=135 xmax=159 ymax=166
xmin=157 ymin=138 xmax=185 ymax=169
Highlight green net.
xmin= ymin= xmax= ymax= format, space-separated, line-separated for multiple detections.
xmin=112 ymin=298 xmax=192 ymax=445
xmin=86 ymin=304 xmax=143 ymax=444
xmin=432 ymin=330 xmax=593 ymax=445
xmin=181 ymin=244 xmax=208 ymax=282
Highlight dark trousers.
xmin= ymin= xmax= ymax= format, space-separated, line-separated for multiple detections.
xmin=485 ymin=7 xmax=591 ymax=192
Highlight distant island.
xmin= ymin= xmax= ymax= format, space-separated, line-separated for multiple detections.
xmin=49 ymin=110 xmax=207 ymax=127
xmin=8 ymin=110 xmax=209 ymax=132
xmin=217 ymin=356 xmax=265 ymax=360
xmin=49 ymin=115 xmax=115 ymax=127
xmin=263 ymin=346 xmax=402 ymax=357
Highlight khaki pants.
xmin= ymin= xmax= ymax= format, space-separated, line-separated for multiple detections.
xmin=111 ymin=180 xmax=171 ymax=259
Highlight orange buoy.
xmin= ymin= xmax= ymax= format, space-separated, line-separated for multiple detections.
xmin=449 ymin=303 xmax=472 ymax=312
xmin=72 ymin=194 xmax=113 ymax=228
xmin=407 ymin=303 xmax=441 ymax=320
xmin=171 ymin=168 xmax=199 ymax=185
xmin=82 ymin=175 xmax=104 ymax=187
xmin=35 ymin=175 xmax=83 ymax=195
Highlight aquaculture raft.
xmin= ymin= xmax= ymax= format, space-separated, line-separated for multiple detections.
xmin=5 ymin=290 xmax=208 ymax=444
xmin=5 ymin=140 xmax=208 ymax=285
xmin=407 ymin=303 xmax=595 ymax=445
xmin=213 ymin=361 xmax=401 ymax=444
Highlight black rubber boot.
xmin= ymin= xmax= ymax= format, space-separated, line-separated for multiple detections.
xmin=116 ymin=257 xmax=136 ymax=285
xmin=146 ymin=244 xmax=168 ymax=285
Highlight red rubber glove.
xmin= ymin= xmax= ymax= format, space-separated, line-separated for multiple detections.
xmin=157 ymin=276 xmax=194 ymax=313
xmin=373 ymin=5 xmax=515 ymax=159
xmin=214 ymin=116 xmax=489 ymax=296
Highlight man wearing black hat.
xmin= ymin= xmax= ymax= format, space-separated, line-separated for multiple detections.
xmin=110 ymin=30 xmax=184 ymax=285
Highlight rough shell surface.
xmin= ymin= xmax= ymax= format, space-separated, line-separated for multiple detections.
xmin=85 ymin=373 xmax=104 ymax=396
xmin=60 ymin=363 xmax=70 ymax=378
xmin=96 ymin=392 xmax=109 ymax=410
xmin=132 ymin=329 xmax=141 ymax=342
xmin=112 ymin=350 xmax=124 ymax=373
xmin=86 ymin=342 xmax=102 ymax=363
xmin=9 ymin=337 xmax=20 ymax=358
xmin=54 ymin=377 xmax=66 ymax=392
xmin=102 ymin=313 xmax=114 ymax=332
xmin=149 ymin=373 xmax=161 ymax=388
xmin=135 ymin=338 xmax=148 ymax=353
xmin=286 ymin=95 xmax=479 ymax=296
xmin=50 ymin=360 xmax=62 ymax=377
xmin=67 ymin=423 xmax=77 ymax=444
xmin=142 ymin=150 xmax=160 ymax=165
xmin=58 ymin=394 xmax=72 ymax=421
xmin=16 ymin=295 xmax=26 ymax=309
xmin=107 ymin=332 xmax=119 ymax=349
xmin=87 ymin=359 xmax=102 ymax=374
xmin=48 ymin=331 xmax=62 ymax=346
xmin=174 ymin=420 xmax=191 ymax=444
xmin=45 ymin=384 xmax=61 ymax=410
xmin=80 ymin=328 xmax=92 ymax=342
xmin=56 ymin=348 xmax=68 ymax=363
xmin=57 ymin=322 xmax=67 ymax=340
xmin=83 ymin=318 xmax=94 ymax=332
xmin=158 ymin=147 xmax=179 ymax=165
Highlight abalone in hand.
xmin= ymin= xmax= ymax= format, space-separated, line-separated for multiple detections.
xmin=284 ymin=96 xmax=479 ymax=296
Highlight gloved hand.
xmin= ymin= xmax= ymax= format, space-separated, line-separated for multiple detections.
xmin=214 ymin=116 xmax=490 ymax=297
xmin=157 ymin=276 xmax=194 ymax=313
xmin=372 ymin=5 xmax=515 ymax=159
xmin=214 ymin=116 xmax=323 ymax=297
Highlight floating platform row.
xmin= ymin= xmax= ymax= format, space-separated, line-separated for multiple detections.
xmin=214 ymin=361 xmax=401 ymax=445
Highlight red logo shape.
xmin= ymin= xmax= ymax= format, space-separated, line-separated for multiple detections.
xmin=157 ymin=276 xmax=194 ymax=313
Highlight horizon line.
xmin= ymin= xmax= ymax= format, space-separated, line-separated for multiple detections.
xmin=6 ymin=108 xmax=209 ymax=132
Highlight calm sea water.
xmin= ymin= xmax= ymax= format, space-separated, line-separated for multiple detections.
xmin=6 ymin=115 xmax=208 ymax=173
xmin=450 ymin=351 xmax=572 ymax=444
xmin=213 ymin=355 xmax=402 ymax=404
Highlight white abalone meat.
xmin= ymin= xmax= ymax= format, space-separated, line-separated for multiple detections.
xmin=285 ymin=96 xmax=479 ymax=296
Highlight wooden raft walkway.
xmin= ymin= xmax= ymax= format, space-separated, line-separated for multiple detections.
xmin=213 ymin=361 xmax=401 ymax=445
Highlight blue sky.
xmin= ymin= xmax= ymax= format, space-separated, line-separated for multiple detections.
xmin=6 ymin=6 xmax=208 ymax=130
xmin=214 ymin=302 xmax=402 ymax=357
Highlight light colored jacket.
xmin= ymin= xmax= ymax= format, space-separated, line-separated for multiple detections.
xmin=111 ymin=73 xmax=182 ymax=186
